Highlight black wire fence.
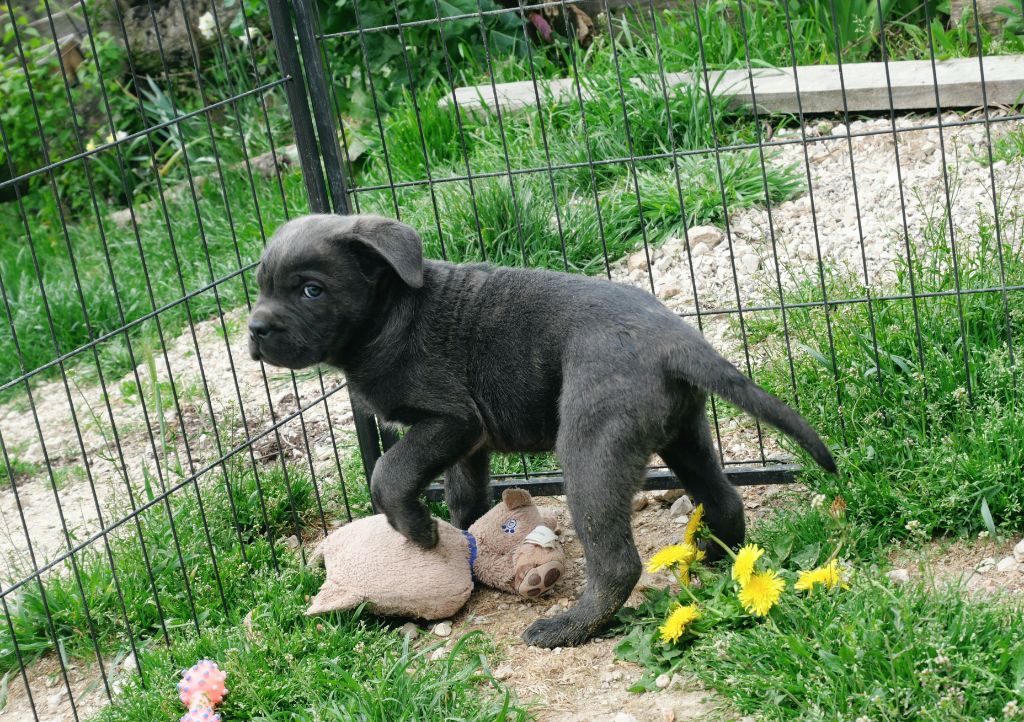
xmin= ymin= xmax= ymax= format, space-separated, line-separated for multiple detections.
xmin=0 ymin=0 xmax=1022 ymax=717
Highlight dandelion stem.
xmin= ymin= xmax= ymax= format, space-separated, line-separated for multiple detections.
xmin=703 ymin=532 xmax=739 ymax=561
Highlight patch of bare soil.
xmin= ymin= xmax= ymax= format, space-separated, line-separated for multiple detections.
xmin=889 ymin=535 xmax=1024 ymax=596
xmin=0 ymin=653 xmax=134 ymax=722
xmin=0 ymin=305 xmax=354 ymax=579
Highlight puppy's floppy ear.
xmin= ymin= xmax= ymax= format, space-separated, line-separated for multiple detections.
xmin=348 ymin=215 xmax=424 ymax=289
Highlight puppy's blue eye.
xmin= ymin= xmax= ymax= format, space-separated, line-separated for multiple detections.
xmin=302 ymin=284 xmax=323 ymax=299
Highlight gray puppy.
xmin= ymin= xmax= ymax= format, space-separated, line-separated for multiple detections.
xmin=249 ymin=213 xmax=836 ymax=647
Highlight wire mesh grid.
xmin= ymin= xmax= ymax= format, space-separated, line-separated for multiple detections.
xmin=0 ymin=0 xmax=1022 ymax=717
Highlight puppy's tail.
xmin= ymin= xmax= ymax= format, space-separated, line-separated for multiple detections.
xmin=669 ymin=345 xmax=837 ymax=474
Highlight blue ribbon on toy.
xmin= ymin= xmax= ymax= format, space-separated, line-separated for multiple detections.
xmin=462 ymin=530 xmax=478 ymax=583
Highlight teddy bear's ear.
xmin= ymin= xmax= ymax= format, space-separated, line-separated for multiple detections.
xmin=501 ymin=487 xmax=533 ymax=509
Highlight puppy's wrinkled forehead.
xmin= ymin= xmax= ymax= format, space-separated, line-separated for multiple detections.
xmin=257 ymin=214 xmax=357 ymax=285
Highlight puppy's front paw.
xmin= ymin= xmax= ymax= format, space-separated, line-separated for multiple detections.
xmin=406 ymin=515 xmax=439 ymax=549
xmin=522 ymin=614 xmax=591 ymax=648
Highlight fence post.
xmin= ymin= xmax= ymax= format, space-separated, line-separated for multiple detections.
xmin=266 ymin=0 xmax=386 ymax=497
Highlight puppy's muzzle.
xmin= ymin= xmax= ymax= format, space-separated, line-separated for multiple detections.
xmin=248 ymin=308 xmax=282 ymax=361
xmin=249 ymin=316 xmax=274 ymax=340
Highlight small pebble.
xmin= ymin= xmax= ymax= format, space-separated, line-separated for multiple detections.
xmin=655 ymin=489 xmax=685 ymax=504
xmin=655 ymin=673 xmax=671 ymax=689
xmin=600 ymin=669 xmax=624 ymax=683
xmin=996 ymin=555 xmax=1018 ymax=573
xmin=631 ymin=493 xmax=649 ymax=512
xmin=673 ymin=514 xmax=690 ymax=526
xmin=686 ymin=225 xmax=722 ymax=247
xmin=669 ymin=494 xmax=694 ymax=516
xmin=886 ymin=568 xmax=910 ymax=585
xmin=432 ymin=621 xmax=452 ymax=637
xmin=627 ymin=251 xmax=649 ymax=272
xmin=614 ymin=714 xmax=640 ymax=722
xmin=977 ymin=556 xmax=996 ymax=573
xmin=1013 ymin=538 xmax=1024 ymax=563
xmin=658 ymin=283 xmax=683 ymax=300
xmin=429 ymin=646 xmax=448 ymax=661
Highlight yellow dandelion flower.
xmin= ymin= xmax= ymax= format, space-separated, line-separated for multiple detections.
xmin=659 ymin=603 xmax=700 ymax=644
xmin=795 ymin=559 xmax=847 ymax=593
xmin=731 ymin=543 xmax=764 ymax=585
xmin=738 ymin=570 xmax=785 ymax=617
xmin=683 ymin=503 xmax=705 ymax=546
xmin=647 ymin=543 xmax=700 ymax=573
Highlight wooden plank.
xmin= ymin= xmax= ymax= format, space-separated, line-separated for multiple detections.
xmin=444 ymin=54 xmax=1024 ymax=115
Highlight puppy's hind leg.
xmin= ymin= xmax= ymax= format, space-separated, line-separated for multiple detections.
xmin=444 ymin=449 xmax=491 ymax=529
xmin=659 ymin=403 xmax=745 ymax=561
xmin=523 ymin=427 xmax=647 ymax=648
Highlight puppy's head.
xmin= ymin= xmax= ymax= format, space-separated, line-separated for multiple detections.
xmin=248 ymin=214 xmax=423 ymax=369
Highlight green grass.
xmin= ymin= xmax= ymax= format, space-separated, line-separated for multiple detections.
xmin=0 ymin=460 xmax=332 ymax=672
xmin=0 ymin=453 xmax=529 ymax=721
xmin=617 ymin=502 xmax=1024 ymax=721
xmin=90 ymin=576 xmax=527 ymax=721
xmin=0 ymin=456 xmax=40 ymax=488
xmin=691 ymin=530 xmax=1024 ymax=721
xmin=742 ymin=209 xmax=1024 ymax=544
xmin=351 ymin=76 xmax=801 ymax=275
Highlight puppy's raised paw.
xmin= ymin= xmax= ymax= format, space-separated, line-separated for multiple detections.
xmin=406 ymin=516 xmax=439 ymax=549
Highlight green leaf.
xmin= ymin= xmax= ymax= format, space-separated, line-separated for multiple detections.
xmin=980 ymin=496 xmax=999 ymax=542
xmin=791 ymin=542 xmax=822 ymax=570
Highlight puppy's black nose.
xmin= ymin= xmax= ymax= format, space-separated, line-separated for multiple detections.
xmin=248 ymin=317 xmax=274 ymax=339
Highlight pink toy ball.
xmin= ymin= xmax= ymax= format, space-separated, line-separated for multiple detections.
xmin=180 ymin=708 xmax=221 ymax=722
xmin=178 ymin=659 xmax=228 ymax=719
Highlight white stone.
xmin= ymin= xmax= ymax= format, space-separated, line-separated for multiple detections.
xmin=673 ymin=515 xmax=690 ymax=526
xmin=614 ymin=714 xmax=639 ymax=722
xmin=430 ymin=646 xmax=448 ymax=661
xmin=886 ymin=569 xmax=910 ymax=585
xmin=631 ymin=493 xmax=650 ymax=512
xmin=831 ymin=123 xmax=848 ymax=136
xmin=996 ymin=555 xmax=1018 ymax=573
xmin=740 ymin=254 xmax=760 ymax=274
xmin=432 ymin=621 xmax=452 ymax=637
xmin=109 ymin=208 xmax=134 ymax=229
xmin=686 ymin=225 xmax=722 ymax=247
xmin=658 ymin=283 xmax=683 ymax=300
xmin=690 ymin=241 xmax=708 ymax=258
xmin=655 ymin=673 xmax=671 ymax=689
xmin=977 ymin=556 xmax=997 ymax=573
xmin=627 ymin=251 xmax=649 ymax=272
xmin=669 ymin=494 xmax=694 ymax=516
xmin=1013 ymin=538 xmax=1024 ymax=563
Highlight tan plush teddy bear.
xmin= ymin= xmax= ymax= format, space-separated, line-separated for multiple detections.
xmin=306 ymin=488 xmax=566 ymax=620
